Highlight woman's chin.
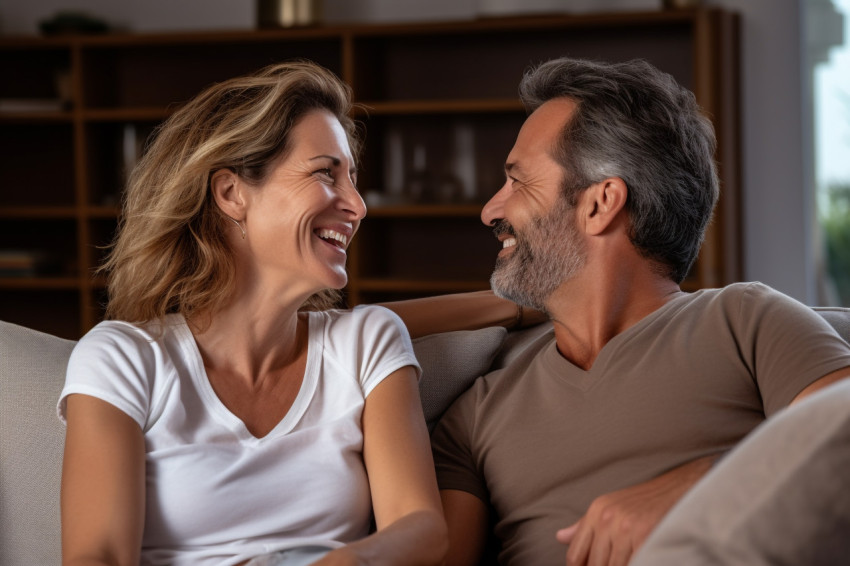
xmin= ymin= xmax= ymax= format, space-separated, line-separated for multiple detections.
xmin=324 ymin=270 xmax=348 ymax=291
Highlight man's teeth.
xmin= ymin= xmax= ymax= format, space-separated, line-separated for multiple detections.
xmin=317 ymin=229 xmax=348 ymax=248
xmin=503 ymin=237 xmax=517 ymax=249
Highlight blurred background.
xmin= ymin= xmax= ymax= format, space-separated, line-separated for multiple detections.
xmin=1 ymin=0 xmax=848 ymax=338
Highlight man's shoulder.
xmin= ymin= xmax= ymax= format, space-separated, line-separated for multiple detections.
xmin=490 ymin=322 xmax=556 ymax=370
xmin=456 ymin=326 xmax=558 ymax=407
xmin=662 ymin=282 xmax=793 ymax=324
xmin=432 ymin=326 xmax=558 ymax=449
xmin=689 ymin=281 xmax=788 ymax=304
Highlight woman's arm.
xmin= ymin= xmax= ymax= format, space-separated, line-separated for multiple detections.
xmin=440 ymin=489 xmax=490 ymax=566
xmin=378 ymin=290 xmax=547 ymax=339
xmin=61 ymin=394 xmax=146 ymax=566
xmin=313 ymin=366 xmax=447 ymax=566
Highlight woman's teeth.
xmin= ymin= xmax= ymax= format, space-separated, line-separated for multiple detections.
xmin=317 ymin=229 xmax=348 ymax=248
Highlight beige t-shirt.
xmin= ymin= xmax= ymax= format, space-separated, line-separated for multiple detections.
xmin=432 ymin=283 xmax=850 ymax=566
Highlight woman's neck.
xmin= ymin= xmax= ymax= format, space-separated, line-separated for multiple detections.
xmin=188 ymin=294 xmax=306 ymax=385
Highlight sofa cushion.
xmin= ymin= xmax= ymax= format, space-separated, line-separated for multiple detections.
xmin=0 ymin=320 xmax=75 ymax=566
xmin=813 ymin=306 xmax=850 ymax=343
xmin=413 ymin=326 xmax=507 ymax=431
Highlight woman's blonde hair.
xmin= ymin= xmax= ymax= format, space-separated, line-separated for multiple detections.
xmin=101 ymin=60 xmax=359 ymax=323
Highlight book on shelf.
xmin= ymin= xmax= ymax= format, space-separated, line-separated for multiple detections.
xmin=0 ymin=250 xmax=60 ymax=277
xmin=0 ymin=98 xmax=65 ymax=113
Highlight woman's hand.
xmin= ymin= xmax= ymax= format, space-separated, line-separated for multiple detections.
xmin=308 ymin=547 xmax=360 ymax=566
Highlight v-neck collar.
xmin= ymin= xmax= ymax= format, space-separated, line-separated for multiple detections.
xmin=174 ymin=312 xmax=323 ymax=444
xmin=544 ymin=292 xmax=692 ymax=392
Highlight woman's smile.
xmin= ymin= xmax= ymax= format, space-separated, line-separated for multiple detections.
xmin=315 ymin=227 xmax=350 ymax=251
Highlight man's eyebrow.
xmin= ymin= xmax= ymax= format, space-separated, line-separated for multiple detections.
xmin=309 ymin=155 xmax=341 ymax=166
xmin=505 ymin=162 xmax=521 ymax=174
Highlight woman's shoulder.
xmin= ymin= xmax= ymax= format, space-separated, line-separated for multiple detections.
xmin=310 ymin=305 xmax=415 ymax=365
xmin=73 ymin=314 xmax=187 ymax=361
xmin=314 ymin=305 xmax=408 ymax=336
xmin=62 ymin=315 xmax=188 ymax=427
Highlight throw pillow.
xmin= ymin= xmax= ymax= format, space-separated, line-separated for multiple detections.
xmin=413 ymin=326 xmax=507 ymax=431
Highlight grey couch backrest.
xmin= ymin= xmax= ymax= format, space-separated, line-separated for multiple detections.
xmin=0 ymin=321 xmax=75 ymax=566
xmin=1 ymin=307 xmax=849 ymax=565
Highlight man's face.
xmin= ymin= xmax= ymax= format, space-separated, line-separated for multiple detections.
xmin=481 ymin=99 xmax=587 ymax=311
xmin=489 ymin=194 xmax=586 ymax=312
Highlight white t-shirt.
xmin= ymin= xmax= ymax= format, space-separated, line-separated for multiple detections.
xmin=58 ymin=305 xmax=420 ymax=566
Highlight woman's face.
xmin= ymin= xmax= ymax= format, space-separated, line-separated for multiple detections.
xmin=242 ymin=109 xmax=366 ymax=295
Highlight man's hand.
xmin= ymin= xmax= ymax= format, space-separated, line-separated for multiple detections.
xmin=556 ymin=455 xmax=718 ymax=566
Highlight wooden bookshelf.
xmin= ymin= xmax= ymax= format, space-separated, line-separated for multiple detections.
xmin=0 ymin=8 xmax=740 ymax=338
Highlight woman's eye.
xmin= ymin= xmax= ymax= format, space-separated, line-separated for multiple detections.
xmin=314 ymin=168 xmax=335 ymax=181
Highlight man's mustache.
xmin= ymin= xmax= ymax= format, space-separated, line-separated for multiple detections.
xmin=492 ymin=219 xmax=517 ymax=239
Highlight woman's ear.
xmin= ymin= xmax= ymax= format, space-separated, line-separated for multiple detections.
xmin=582 ymin=177 xmax=628 ymax=236
xmin=210 ymin=168 xmax=246 ymax=220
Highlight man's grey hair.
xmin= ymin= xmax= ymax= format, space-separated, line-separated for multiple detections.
xmin=519 ymin=58 xmax=719 ymax=283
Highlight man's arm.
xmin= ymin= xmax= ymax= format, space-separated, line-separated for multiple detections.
xmin=629 ymin=376 xmax=850 ymax=566
xmin=556 ymin=454 xmax=718 ymax=566
xmin=790 ymin=367 xmax=850 ymax=404
xmin=378 ymin=290 xmax=547 ymax=339
xmin=441 ymin=489 xmax=490 ymax=566
xmin=556 ymin=368 xmax=850 ymax=566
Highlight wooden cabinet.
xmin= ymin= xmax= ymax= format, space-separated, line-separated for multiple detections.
xmin=0 ymin=8 xmax=740 ymax=339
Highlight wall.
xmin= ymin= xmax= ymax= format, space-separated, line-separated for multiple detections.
xmin=0 ymin=0 xmax=815 ymax=302
xmin=708 ymin=0 xmax=810 ymax=302
xmin=0 ymin=0 xmax=254 ymax=33
xmin=0 ymin=0 xmax=664 ymax=32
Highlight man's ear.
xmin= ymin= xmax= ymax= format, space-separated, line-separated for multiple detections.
xmin=210 ymin=168 xmax=246 ymax=220
xmin=581 ymin=177 xmax=627 ymax=236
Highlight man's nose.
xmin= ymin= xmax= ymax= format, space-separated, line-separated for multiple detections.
xmin=481 ymin=182 xmax=510 ymax=227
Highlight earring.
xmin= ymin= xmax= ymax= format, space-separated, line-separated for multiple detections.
xmin=226 ymin=216 xmax=246 ymax=240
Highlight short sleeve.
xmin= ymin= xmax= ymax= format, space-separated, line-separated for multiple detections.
xmin=57 ymin=322 xmax=159 ymax=429
xmin=737 ymin=283 xmax=850 ymax=415
xmin=431 ymin=384 xmax=490 ymax=503
xmin=347 ymin=305 xmax=421 ymax=398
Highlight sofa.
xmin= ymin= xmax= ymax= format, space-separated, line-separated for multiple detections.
xmin=1 ymin=308 xmax=848 ymax=565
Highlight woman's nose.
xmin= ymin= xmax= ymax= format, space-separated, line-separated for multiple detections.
xmin=341 ymin=180 xmax=367 ymax=220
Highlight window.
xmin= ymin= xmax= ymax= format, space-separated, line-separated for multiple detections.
xmin=809 ymin=0 xmax=850 ymax=305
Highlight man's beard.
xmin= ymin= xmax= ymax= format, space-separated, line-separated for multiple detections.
xmin=490 ymin=196 xmax=586 ymax=312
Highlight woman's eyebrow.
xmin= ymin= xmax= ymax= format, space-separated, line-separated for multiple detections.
xmin=309 ymin=155 xmax=341 ymax=166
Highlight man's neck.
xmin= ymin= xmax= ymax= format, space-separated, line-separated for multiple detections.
xmin=546 ymin=267 xmax=683 ymax=371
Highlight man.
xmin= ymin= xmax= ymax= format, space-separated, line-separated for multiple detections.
xmin=430 ymin=57 xmax=850 ymax=566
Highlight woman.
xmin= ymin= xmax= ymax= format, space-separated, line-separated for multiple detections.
xmin=59 ymin=61 xmax=460 ymax=566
